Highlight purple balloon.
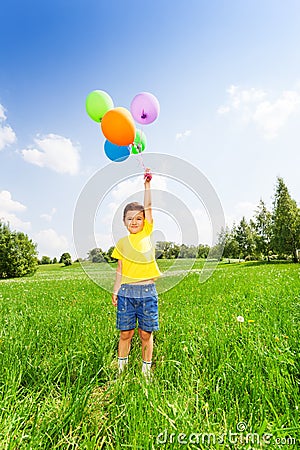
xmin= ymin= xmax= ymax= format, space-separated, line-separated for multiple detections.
xmin=130 ymin=92 xmax=160 ymax=125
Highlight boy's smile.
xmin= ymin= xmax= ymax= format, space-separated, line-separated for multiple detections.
xmin=124 ymin=211 xmax=145 ymax=234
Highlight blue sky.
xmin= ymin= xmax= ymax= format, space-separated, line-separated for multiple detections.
xmin=1 ymin=0 xmax=300 ymax=258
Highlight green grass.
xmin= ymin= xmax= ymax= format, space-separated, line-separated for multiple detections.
xmin=0 ymin=261 xmax=299 ymax=449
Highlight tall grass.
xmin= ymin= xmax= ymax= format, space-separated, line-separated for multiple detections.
xmin=0 ymin=261 xmax=299 ymax=449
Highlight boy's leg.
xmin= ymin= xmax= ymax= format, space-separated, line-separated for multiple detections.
xmin=138 ymin=329 xmax=153 ymax=361
xmin=118 ymin=329 xmax=135 ymax=357
xmin=117 ymin=291 xmax=136 ymax=373
xmin=137 ymin=286 xmax=158 ymax=378
xmin=118 ymin=329 xmax=134 ymax=373
xmin=138 ymin=329 xmax=153 ymax=378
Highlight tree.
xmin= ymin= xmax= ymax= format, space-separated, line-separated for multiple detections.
xmin=162 ymin=242 xmax=180 ymax=259
xmin=155 ymin=241 xmax=180 ymax=259
xmin=59 ymin=252 xmax=72 ymax=266
xmin=52 ymin=257 xmax=58 ymax=264
xmin=155 ymin=241 xmax=166 ymax=259
xmin=217 ymin=225 xmax=239 ymax=259
xmin=253 ymin=199 xmax=273 ymax=260
xmin=87 ymin=248 xmax=106 ymax=263
xmin=235 ymin=217 xmax=256 ymax=259
xmin=272 ymin=177 xmax=300 ymax=262
xmin=106 ymin=246 xmax=117 ymax=262
xmin=208 ymin=227 xmax=226 ymax=260
xmin=179 ymin=244 xmax=198 ymax=258
xmin=225 ymin=236 xmax=240 ymax=259
xmin=0 ymin=221 xmax=38 ymax=278
xmin=41 ymin=255 xmax=51 ymax=264
xmin=197 ymin=244 xmax=210 ymax=259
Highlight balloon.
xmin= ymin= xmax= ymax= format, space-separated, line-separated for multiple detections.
xmin=130 ymin=92 xmax=160 ymax=125
xmin=86 ymin=90 xmax=114 ymax=122
xmin=101 ymin=107 xmax=135 ymax=146
xmin=131 ymin=129 xmax=147 ymax=154
xmin=104 ymin=140 xmax=130 ymax=162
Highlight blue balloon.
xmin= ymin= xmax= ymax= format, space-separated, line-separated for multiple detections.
xmin=104 ymin=140 xmax=130 ymax=162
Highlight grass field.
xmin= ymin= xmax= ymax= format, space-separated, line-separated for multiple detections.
xmin=0 ymin=260 xmax=299 ymax=449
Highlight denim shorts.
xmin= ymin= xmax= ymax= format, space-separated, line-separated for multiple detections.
xmin=117 ymin=283 xmax=159 ymax=332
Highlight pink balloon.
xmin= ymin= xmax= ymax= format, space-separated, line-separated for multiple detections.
xmin=130 ymin=92 xmax=160 ymax=125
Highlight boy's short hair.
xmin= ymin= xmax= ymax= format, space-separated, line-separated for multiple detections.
xmin=123 ymin=202 xmax=145 ymax=221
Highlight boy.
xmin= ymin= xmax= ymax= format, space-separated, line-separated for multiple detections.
xmin=111 ymin=169 xmax=161 ymax=379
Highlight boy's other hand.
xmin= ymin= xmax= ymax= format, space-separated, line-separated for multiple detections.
xmin=112 ymin=294 xmax=118 ymax=307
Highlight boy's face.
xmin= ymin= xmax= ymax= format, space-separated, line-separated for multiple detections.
xmin=124 ymin=210 xmax=144 ymax=234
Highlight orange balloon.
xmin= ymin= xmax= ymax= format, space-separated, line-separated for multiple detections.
xmin=101 ymin=107 xmax=135 ymax=146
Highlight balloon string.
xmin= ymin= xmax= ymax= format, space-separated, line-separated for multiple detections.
xmin=137 ymin=151 xmax=146 ymax=170
xmin=136 ymin=126 xmax=146 ymax=171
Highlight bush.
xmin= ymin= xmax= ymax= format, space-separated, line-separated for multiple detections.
xmin=59 ymin=252 xmax=72 ymax=266
xmin=0 ymin=221 xmax=38 ymax=278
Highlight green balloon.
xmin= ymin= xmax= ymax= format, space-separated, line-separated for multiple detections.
xmin=131 ymin=129 xmax=147 ymax=154
xmin=85 ymin=90 xmax=114 ymax=122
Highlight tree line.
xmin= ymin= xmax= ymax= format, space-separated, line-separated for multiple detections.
xmin=39 ymin=253 xmax=72 ymax=266
xmin=216 ymin=177 xmax=300 ymax=262
xmin=85 ymin=243 xmax=210 ymax=262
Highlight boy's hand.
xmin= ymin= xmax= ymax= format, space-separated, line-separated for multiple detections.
xmin=144 ymin=168 xmax=152 ymax=183
xmin=112 ymin=293 xmax=118 ymax=307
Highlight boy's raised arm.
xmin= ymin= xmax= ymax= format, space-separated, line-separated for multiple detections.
xmin=144 ymin=169 xmax=153 ymax=223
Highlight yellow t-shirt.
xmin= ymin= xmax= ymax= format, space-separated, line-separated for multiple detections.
xmin=111 ymin=219 xmax=161 ymax=284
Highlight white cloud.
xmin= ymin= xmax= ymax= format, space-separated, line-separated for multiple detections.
xmin=226 ymin=85 xmax=267 ymax=108
xmin=0 ymin=103 xmax=17 ymax=151
xmin=218 ymin=85 xmax=300 ymax=139
xmin=40 ymin=207 xmax=57 ymax=222
xmin=21 ymin=133 xmax=80 ymax=175
xmin=34 ymin=228 xmax=69 ymax=258
xmin=0 ymin=211 xmax=31 ymax=231
xmin=175 ymin=130 xmax=192 ymax=140
xmin=0 ymin=126 xmax=16 ymax=150
xmin=0 ymin=190 xmax=26 ymax=212
xmin=252 ymin=90 xmax=300 ymax=139
xmin=0 ymin=190 xmax=31 ymax=231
